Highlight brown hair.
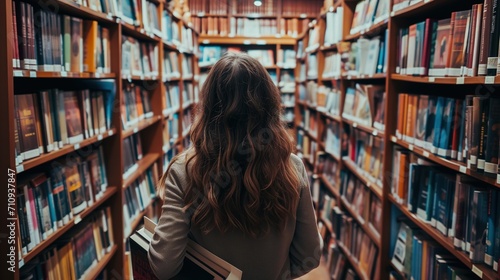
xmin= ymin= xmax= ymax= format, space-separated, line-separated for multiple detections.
xmin=158 ymin=52 xmax=300 ymax=237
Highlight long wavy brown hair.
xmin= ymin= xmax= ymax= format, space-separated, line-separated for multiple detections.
xmin=158 ymin=52 xmax=301 ymax=237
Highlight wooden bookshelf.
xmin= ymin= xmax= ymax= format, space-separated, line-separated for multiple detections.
xmin=20 ymin=186 xmax=118 ymax=264
xmin=340 ymin=196 xmax=381 ymax=248
xmin=338 ymin=242 xmax=370 ymax=280
xmin=2 ymin=0 xmax=199 ymax=277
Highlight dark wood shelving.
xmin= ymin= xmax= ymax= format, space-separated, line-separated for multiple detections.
xmin=84 ymin=245 xmax=118 ymax=280
xmin=318 ymin=110 xmax=342 ymax=123
xmin=125 ymin=198 xmax=159 ymax=239
xmin=344 ymin=20 xmax=388 ymax=41
xmin=390 ymin=73 xmax=497 ymax=84
xmin=13 ymin=70 xmax=116 ymax=79
xmin=39 ymin=0 xmax=117 ymax=25
xmin=340 ymin=197 xmax=381 ymax=248
xmin=319 ymin=217 xmax=334 ymax=234
xmin=122 ymin=115 xmax=162 ymax=139
xmin=121 ymin=74 xmax=160 ymax=81
xmin=320 ymin=174 xmax=340 ymax=198
xmin=338 ymin=242 xmax=369 ymax=280
xmin=121 ymin=21 xmax=161 ymax=42
xmin=122 ymin=153 xmax=161 ymax=188
xmin=16 ymin=128 xmax=116 ymax=174
xmin=21 ymin=187 xmax=118 ymax=265
xmin=342 ymin=117 xmax=385 ymax=138
xmin=390 ymin=136 xmax=500 ymax=189
xmin=342 ymin=157 xmax=383 ymax=199
xmin=389 ymin=195 xmax=498 ymax=280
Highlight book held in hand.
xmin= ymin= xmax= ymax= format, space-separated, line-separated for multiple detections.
xmin=129 ymin=217 xmax=243 ymax=280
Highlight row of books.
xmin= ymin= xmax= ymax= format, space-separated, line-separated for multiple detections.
xmin=345 ymin=34 xmax=388 ymax=76
xmin=332 ymin=209 xmax=380 ymax=279
xmin=391 ymin=152 xmax=500 ymax=270
xmin=343 ymin=84 xmax=386 ymax=130
xmin=279 ymin=69 xmax=295 ymax=93
xmin=122 ymin=83 xmax=154 ymax=129
xmin=277 ymin=49 xmax=296 ymax=68
xmin=301 ymin=109 xmax=319 ymax=139
xmin=163 ymin=144 xmax=179 ymax=173
xmin=391 ymin=218 xmax=482 ymax=279
xmin=164 ymin=84 xmax=181 ymax=115
xmin=182 ymin=82 xmax=195 ymax=106
xmin=234 ymin=18 xmax=278 ymax=38
xmin=324 ymin=9 xmax=344 ymax=46
xmin=346 ymin=129 xmax=384 ymax=185
xmin=18 ymin=148 xmax=108 ymax=256
xmin=322 ymin=52 xmax=342 ymax=78
xmin=163 ymin=51 xmax=181 ymax=79
xmin=317 ymin=153 xmax=341 ymax=189
xmin=235 ymin=0 xmax=277 ymax=15
xmin=325 ymin=243 xmax=361 ymax=280
xmin=396 ymin=3 xmax=500 ymax=77
xmin=121 ymin=35 xmax=159 ymax=78
xmin=11 ymin=1 xmax=111 ymax=73
xmin=192 ymin=17 xmax=230 ymax=36
xmin=199 ymin=46 xmax=276 ymax=67
xmin=20 ymin=206 xmax=114 ymax=279
xmin=396 ymin=93 xmax=500 ymax=179
xmin=14 ymin=90 xmax=113 ymax=165
xmin=281 ymin=94 xmax=295 ymax=107
xmin=350 ymin=0 xmax=390 ymax=35
xmin=182 ymin=108 xmax=193 ymax=135
xmin=189 ymin=0 xmax=228 ymax=15
xmin=123 ymin=163 xmax=159 ymax=236
xmin=323 ymin=120 xmax=341 ymax=159
xmin=340 ymin=170 xmax=382 ymax=236
xmin=282 ymin=0 xmax=323 ymax=16
xmin=281 ymin=18 xmax=312 ymax=38
xmin=317 ymin=84 xmax=341 ymax=117
xmin=297 ymin=129 xmax=318 ymax=164
xmin=281 ymin=108 xmax=295 ymax=123
xmin=163 ymin=117 xmax=177 ymax=152
xmin=123 ymin=133 xmax=143 ymax=178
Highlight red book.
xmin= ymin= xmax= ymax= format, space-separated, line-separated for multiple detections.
xmin=421 ymin=18 xmax=435 ymax=76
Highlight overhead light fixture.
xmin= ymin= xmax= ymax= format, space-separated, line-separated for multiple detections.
xmin=254 ymin=0 xmax=262 ymax=6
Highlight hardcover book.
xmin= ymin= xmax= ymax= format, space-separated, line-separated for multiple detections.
xmin=429 ymin=18 xmax=452 ymax=76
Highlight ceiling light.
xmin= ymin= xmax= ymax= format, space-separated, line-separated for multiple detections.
xmin=254 ymin=0 xmax=262 ymax=7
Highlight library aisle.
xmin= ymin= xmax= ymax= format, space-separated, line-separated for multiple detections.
xmin=2 ymin=0 xmax=500 ymax=279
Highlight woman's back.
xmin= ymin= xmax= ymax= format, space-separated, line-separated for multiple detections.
xmin=148 ymin=53 xmax=320 ymax=279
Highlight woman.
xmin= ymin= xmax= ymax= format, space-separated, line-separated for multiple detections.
xmin=148 ymin=52 xmax=321 ymax=280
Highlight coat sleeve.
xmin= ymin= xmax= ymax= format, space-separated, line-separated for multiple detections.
xmin=148 ymin=163 xmax=190 ymax=279
xmin=289 ymin=162 xmax=321 ymax=278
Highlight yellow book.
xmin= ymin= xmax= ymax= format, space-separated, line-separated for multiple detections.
xmin=83 ymin=20 xmax=98 ymax=72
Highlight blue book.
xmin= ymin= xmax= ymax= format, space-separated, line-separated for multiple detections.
xmin=431 ymin=97 xmax=445 ymax=154
xmin=485 ymin=190 xmax=497 ymax=265
xmin=457 ymin=99 xmax=466 ymax=162
xmin=417 ymin=168 xmax=436 ymax=221
xmin=437 ymin=98 xmax=455 ymax=158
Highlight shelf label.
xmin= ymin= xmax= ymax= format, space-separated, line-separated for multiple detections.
xmin=13 ymin=70 xmax=23 ymax=77
xmin=256 ymin=40 xmax=267 ymax=45
xmin=391 ymin=136 xmax=397 ymax=143
xmin=30 ymin=71 xmax=36 ymax=77
xmin=74 ymin=143 xmax=80 ymax=150
xmin=74 ymin=215 xmax=82 ymax=225
xmin=243 ymin=40 xmax=251 ymax=45
xmin=390 ymin=11 xmax=395 ymax=17
xmin=133 ymin=127 xmax=139 ymax=134
xmin=428 ymin=77 xmax=435 ymax=82
xmin=61 ymin=71 xmax=67 ymax=77
xmin=16 ymin=164 xmax=24 ymax=173
xmin=108 ymin=130 xmax=114 ymax=136
xmin=485 ymin=76 xmax=495 ymax=84
xmin=456 ymin=77 xmax=465 ymax=84
xmin=409 ymin=144 xmax=414 ymax=151
xmin=424 ymin=0 xmax=431 ymax=3
xmin=352 ymin=122 xmax=358 ymax=128
xmin=97 ymin=134 xmax=103 ymax=141
xmin=372 ymin=130 xmax=378 ymax=136
xmin=95 ymin=73 xmax=101 ymax=78
xmin=19 ymin=259 xmax=24 ymax=268
xmin=471 ymin=265 xmax=483 ymax=278
xmin=459 ymin=165 xmax=467 ymax=174
xmin=197 ymin=12 xmax=205 ymax=17
xmin=423 ymin=151 xmax=430 ymax=157
xmin=300 ymin=13 xmax=307 ymax=18
xmin=107 ymin=13 xmax=113 ymax=19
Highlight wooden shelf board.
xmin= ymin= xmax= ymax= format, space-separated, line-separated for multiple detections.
xmin=125 ymin=197 xmax=159 ymax=239
xmin=121 ymin=74 xmax=160 ymax=81
xmin=344 ymin=20 xmax=388 ymax=41
xmin=199 ymin=36 xmax=296 ymax=45
xmin=338 ymin=242 xmax=370 ymax=280
xmin=389 ymin=262 xmax=408 ymax=280
xmin=44 ymin=0 xmax=117 ymax=25
xmin=21 ymin=186 xmax=118 ymax=264
xmin=121 ymin=21 xmax=161 ymax=42
xmin=83 ymin=245 xmax=118 ymax=280
xmin=320 ymin=44 xmax=338 ymax=52
xmin=13 ymin=70 xmax=116 ymax=79
xmin=390 ymin=136 xmax=500 ymax=189
xmin=342 ymin=157 xmax=383 ymax=199
xmin=343 ymin=73 xmax=387 ymax=80
xmin=340 ymin=197 xmax=381 ymax=248
xmin=390 ymin=74 xmax=494 ymax=84
xmin=16 ymin=128 xmax=116 ymax=174
xmin=389 ymin=195 xmax=498 ymax=280
xmin=390 ymin=0 xmax=456 ymax=18
xmin=192 ymin=13 xmax=228 ymax=17
xmin=163 ymin=40 xmax=180 ymax=52
xmin=281 ymin=14 xmax=318 ymax=18
xmin=319 ymin=216 xmax=334 ymax=234
xmin=122 ymin=115 xmax=162 ymax=139
xmin=342 ymin=118 xmax=384 ymax=138
xmin=232 ymin=13 xmax=277 ymax=18
xmin=123 ymin=153 xmax=160 ymax=188
xmin=319 ymin=175 xmax=340 ymax=198
xmin=319 ymin=110 xmax=342 ymax=123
